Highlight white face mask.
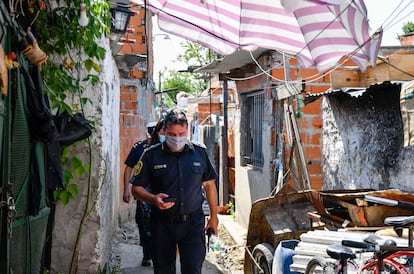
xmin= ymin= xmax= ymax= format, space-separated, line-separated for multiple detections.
xmin=166 ymin=135 xmax=187 ymax=151
xmin=159 ymin=134 xmax=166 ymax=143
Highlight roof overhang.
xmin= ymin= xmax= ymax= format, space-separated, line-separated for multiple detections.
xmin=194 ymin=48 xmax=269 ymax=74
xmin=304 ymin=81 xmax=404 ymax=105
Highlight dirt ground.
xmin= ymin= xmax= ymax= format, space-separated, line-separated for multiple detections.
xmin=211 ymin=224 xmax=245 ymax=273
xmin=110 ymin=220 xmax=245 ymax=273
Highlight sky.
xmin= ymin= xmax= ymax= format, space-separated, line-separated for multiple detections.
xmin=152 ymin=0 xmax=414 ymax=82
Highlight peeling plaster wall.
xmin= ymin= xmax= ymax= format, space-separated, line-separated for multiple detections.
xmin=51 ymin=39 xmax=120 ymax=273
xmin=322 ymin=84 xmax=414 ymax=191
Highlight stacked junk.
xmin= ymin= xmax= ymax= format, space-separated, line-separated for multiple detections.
xmin=244 ymin=184 xmax=414 ymax=273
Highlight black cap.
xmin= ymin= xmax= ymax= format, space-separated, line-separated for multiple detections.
xmin=164 ymin=108 xmax=188 ymax=127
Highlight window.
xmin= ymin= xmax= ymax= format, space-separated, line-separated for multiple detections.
xmin=242 ymin=92 xmax=264 ymax=168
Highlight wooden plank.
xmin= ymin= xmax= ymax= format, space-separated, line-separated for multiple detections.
xmin=330 ymin=69 xmax=361 ymax=89
xmin=330 ymin=51 xmax=414 ymax=89
xmin=388 ymin=52 xmax=414 ymax=80
xmin=289 ymin=104 xmax=311 ymax=190
xmin=275 ymin=82 xmax=302 ymax=100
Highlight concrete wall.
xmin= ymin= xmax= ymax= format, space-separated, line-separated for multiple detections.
xmin=51 ymin=39 xmax=121 ymax=273
xmin=322 ymin=83 xmax=414 ymax=191
xmin=234 ymin=92 xmax=273 ymax=227
xmin=232 ymin=66 xmax=272 ymax=227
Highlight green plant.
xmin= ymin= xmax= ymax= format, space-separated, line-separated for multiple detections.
xmin=35 ymin=0 xmax=110 ymax=113
xmin=32 ymin=0 xmax=110 ymax=203
xmin=398 ymin=21 xmax=414 ymax=41
xmin=402 ymin=21 xmax=414 ymax=34
xmin=29 ymin=0 xmax=112 ymax=272
xmin=226 ymin=201 xmax=235 ymax=220
xmin=97 ymin=263 xmax=120 ymax=274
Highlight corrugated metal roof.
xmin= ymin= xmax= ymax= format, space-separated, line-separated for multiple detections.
xmin=304 ymin=81 xmax=404 ymax=105
xmin=194 ymin=49 xmax=269 ymax=74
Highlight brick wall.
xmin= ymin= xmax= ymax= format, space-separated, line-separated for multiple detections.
xmin=400 ymin=33 xmax=414 ymax=46
xmin=119 ymin=83 xmax=146 ymax=197
xmin=117 ymin=8 xmax=153 ymax=206
xmin=271 ymin=59 xmax=331 ymax=190
xmin=197 ymin=103 xmax=223 ymax=123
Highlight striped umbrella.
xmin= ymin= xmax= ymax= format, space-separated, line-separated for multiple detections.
xmin=134 ymin=0 xmax=382 ymax=72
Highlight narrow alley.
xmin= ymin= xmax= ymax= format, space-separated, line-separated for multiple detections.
xmin=110 ymin=215 xmax=245 ymax=274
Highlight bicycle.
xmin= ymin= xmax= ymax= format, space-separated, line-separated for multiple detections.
xmin=305 ymin=215 xmax=414 ymax=274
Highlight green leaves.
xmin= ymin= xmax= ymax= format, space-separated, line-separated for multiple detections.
xmin=402 ymin=22 xmax=414 ymax=34
xmin=54 ymin=149 xmax=90 ymax=205
xmin=34 ymin=0 xmax=110 ymax=110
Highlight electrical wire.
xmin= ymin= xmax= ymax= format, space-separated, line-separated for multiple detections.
xmin=133 ymin=1 xmax=414 ymax=86
xmin=381 ymin=0 xmax=414 ymax=32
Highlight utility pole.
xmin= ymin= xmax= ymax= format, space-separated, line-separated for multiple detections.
xmin=158 ymin=70 xmax=163 ymax=117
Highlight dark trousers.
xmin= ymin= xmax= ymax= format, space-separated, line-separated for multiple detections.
xmin=150 ymin=211 xmax=206 ymax=274
xmin=135 ymin=200 xmax=151 ymax=260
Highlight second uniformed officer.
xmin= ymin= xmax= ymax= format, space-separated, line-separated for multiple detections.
xmin=131 ymin=108 xmax=218 ymax=274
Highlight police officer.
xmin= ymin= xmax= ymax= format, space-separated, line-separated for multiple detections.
xmin=131 ymin=109 xmax=218 ymax=274
xmin=123 ymin=121 xmax=162 ymax=267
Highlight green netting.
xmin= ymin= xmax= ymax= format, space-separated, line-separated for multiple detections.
xmin=10 ymin=207 xmax=50 ymax=274
xmin=35 ymin=142 xmax=47 ymax=209
xmin=10 ymin=56 xmax=31 ymax=218
xmin=0 ymin=96 xmax=4 ymax=169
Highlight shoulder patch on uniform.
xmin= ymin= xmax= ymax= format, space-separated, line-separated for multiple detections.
xmin=133 ymin=140 xmax=145 ymax=148
xmin=134 ymin=161 xmax=143 ymax=176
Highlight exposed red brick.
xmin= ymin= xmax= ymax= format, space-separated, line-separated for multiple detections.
xmin=312 ymin=116 xmax=323 ymax=129
xmin=310 ymin=176 xmax=323 ymax=190
xmin=304 ymin=146 xmax=322 ymax=160
xmin=120 ymin=93 xmax=131 ymax=101
xmin=308 ymin=85 xmax=330 ymax=94
xmin=307 ymin=163 xmax=322 ymax=175
xmin=129 ymin=92 xmax=137 ymax=101
xmin=271 ymin=129 xmax=275 ymax=146
xmin=123 ymin=101 xmax=137 ymax=111
xmin=301 ymin=100 xmax=321 ymax=115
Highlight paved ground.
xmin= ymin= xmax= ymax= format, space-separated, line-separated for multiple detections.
xmin=110 ymin=215 xmax=246 ymax=273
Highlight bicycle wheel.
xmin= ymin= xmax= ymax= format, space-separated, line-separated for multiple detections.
xmin=385 ymin=250 xmax=414 ymax=271
xmin=360 ymin=256 xmax=412 ymax=274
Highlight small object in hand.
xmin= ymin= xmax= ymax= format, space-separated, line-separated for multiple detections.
xmin=163 ymin=197 xmax=176 ymax=203
xmin=206 ymin=227 xmax=214 ymax=252
xmin=141 ymin=259 xmax=151 ymax=267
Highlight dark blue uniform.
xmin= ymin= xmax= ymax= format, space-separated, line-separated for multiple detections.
xmin=124 ymin=140 xmax=151 ymax=262
xmin=124 ymin=140 xmax=148 ymax=167
xmin=131 ymin=141 xmax=217 ymax=274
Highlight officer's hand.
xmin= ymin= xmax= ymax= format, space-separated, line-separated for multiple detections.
xmin=154 ymin=193 xmax=175 ymax=210
xmin=206 ymin=215 xmax=219 ymax=235
xmin=123 ymin=190 xmax=131 ymax=203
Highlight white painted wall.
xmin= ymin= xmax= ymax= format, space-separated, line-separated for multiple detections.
xmin=51 ymin=38 xmax=121 ymax=272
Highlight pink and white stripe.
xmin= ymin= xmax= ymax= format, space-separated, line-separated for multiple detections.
xmin=133 ymin=0 xmax=382 ymax=72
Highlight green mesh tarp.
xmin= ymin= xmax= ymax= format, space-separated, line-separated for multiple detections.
xmin=0 ymin=94 xmax=4 ymax=172
xmin=10 ymin=57 xmax=31 ymax=218
xmin=10 ymin=207 xmax=50 ymax=274
xmin=1 ymin=43 xmax=50 ymax=274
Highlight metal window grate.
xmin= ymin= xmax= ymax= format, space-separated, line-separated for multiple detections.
xmin=243 ymin=92 xmax=264 ymax=168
